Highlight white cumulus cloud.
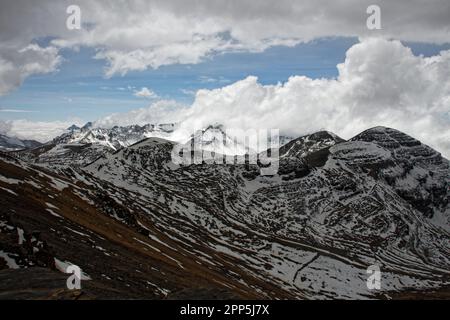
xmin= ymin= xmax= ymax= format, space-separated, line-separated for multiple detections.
xmin=94 ymin=38 xmax=449 ymax=157
xmin=133 ymin=87 xmax=158 ymax=99
xmin=0 ymin=44 xmax=61 ymax=95
xmin=94 ymin=100 xmax=186 ymax=128
xmin=172 ymin=38 xmax=450 ymax=157
xmin=1 ymin=1 xmax=450 ymax=91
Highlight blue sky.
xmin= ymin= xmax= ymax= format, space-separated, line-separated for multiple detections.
xmin=0 ymin=37 xmax=449 ymax=124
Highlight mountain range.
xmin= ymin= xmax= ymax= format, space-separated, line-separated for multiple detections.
xmin=0 ymin=124 xmax=449 ymax=299
xmin=0 ymin=134 xmax=41 ymax=152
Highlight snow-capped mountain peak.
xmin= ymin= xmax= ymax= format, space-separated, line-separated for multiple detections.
xmin=280 ymin=130 xmax=345 ymax=158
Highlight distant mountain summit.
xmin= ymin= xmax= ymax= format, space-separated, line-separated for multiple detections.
xmin=279 ymin=130 xmax=344 ymax=158
xmin=11 ymin=123 xmax=179 ymax=168
xmin=81 ymin=121 xmax=93 ymax=131
xmin=66 ymin=124 xmax=81 ymax=131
